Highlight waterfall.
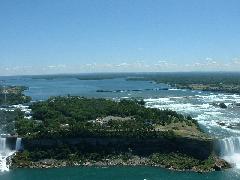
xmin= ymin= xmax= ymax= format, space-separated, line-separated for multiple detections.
xmin=218 ymin=137 xmax=240 ymax=168
xmin=0 ymin=137 xmax=14 ymax=172
xmin=15 ymin=138 xmax=22 ymax=151
xmin=0 ymin=137 xmax=22 ymax=172
xmin=0 ymin=138 xmax=6 ymax=151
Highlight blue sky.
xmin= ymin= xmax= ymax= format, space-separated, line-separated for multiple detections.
xmin=1 ymin=0 xmax=240 ymax=75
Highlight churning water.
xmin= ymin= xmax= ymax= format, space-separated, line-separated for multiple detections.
xmin=218 ymin=137 xmax=240 ymax=168
xmin=0 ymin=137 xmax=21 ymax=172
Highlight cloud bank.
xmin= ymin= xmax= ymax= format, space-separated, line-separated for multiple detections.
xmin=1 ymin=58 xmax=240 ymax=76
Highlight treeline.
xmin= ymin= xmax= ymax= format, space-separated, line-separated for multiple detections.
xmin=15 ymin=96 xmax=198 ymax=139
xmin=0 ymin=109 xmax=24 ymax=134
xmin=127 ymin=72 xmax=240 ymax=85
xmin=127 ymin=72 xmax=240 ymax=94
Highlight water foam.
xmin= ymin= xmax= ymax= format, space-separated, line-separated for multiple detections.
xmin=0 ymin=137 xmax=21 ymax=172
xmin=219 ymin=137 xmax=240 ymax=168
xmin=145 ymin=93 xmax=240 ymax=168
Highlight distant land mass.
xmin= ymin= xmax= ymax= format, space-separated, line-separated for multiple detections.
xmin=19 ymin=72 xmax=240 ymax=94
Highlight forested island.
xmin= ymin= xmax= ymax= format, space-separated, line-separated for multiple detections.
xmin=0 ymin=85 xmax=31 ymax=106
xmin=10 ymin=96 xmax=229 ymax=172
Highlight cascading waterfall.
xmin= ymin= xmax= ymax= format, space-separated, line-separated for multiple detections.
xmin=0 ymin=138 xmax=6 ymax=151
xmin=0 ymin=137 xmax=13 ymax=172
xmin=218 ymin=137 xmax=240 ymax=168
xmin=15 ymin=138 xmax=22 ymax=151
xmin=0 ymin=137 xmax=22 ymax=172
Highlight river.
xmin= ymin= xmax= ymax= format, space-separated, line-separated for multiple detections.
xmin=1 ymin=75 xmax=240 ymax=179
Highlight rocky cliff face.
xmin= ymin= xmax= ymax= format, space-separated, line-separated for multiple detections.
xmin=5 ymin=137 xmax=17 ymax=150
xmin=22 ymin=136 xmax=213 ymax=160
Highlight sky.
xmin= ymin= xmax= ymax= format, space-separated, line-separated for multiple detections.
xmin=1 ymin=0 xmax=240 ymax=75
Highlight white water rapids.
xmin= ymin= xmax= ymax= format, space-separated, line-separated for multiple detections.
xmin=145 ymin=94 xmax=240 ymax=169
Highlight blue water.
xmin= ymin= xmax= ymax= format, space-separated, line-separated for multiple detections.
xmin=1 ymin=76 xmax=207 ymax=100
xmin=1 ymin=75 xmax=240 ymax=179
xmin=1 ymin=167 xmax=240 ymax=180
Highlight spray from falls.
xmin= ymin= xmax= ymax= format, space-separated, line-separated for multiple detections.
xmin=0 ymin=137 xmax=13 ymax=172
xmin=15 ymin=138 xmax=22 ymax=151
xmin=0 ymin=138 xmax=6 ymax=151
xmin=218 ymin=137 xmax=240 ymax=168
xmin=0 ymin=137 xmax=22 ymax=172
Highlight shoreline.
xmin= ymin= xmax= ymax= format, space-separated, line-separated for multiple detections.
xmin=9 ymin=153 xmax=230 ymax=173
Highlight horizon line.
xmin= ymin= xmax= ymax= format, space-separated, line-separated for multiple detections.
xmin=1 ymin=71 xmax=240 ymax=77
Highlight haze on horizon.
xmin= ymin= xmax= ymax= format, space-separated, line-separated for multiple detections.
xmin=1 ymin=0 xmax=240 ymax=76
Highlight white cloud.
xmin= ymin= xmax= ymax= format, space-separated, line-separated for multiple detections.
xmin=115 ymin=63 xmax=129 ymax=67
xmin=47 ymin=65 xmax=57 ymax=68
xmin=233 ymin=58 xmax=240 ymax=65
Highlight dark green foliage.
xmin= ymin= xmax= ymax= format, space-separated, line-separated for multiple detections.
xmin=0 ymin=93 xmax=31 ymax=106
xmin=16 ymin=96 xmax=195 ymax=139
xmin=12 ymin=148 xmax=218 ymax=172
xmin=150 ymin=153 xmax=218 ymax=171
xmin=0 ymin=86 xmax=31 ymax=106
xmin=127 ymin=72 xmax=240 ymax=85
xmin=0 ymin=109 xmax=24 ymax=134
xmin=150 ymin=152 xmax=200 ymax=170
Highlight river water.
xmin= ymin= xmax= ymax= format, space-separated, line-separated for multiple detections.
xmin=1 ymin=75 xmax=240 ymax=179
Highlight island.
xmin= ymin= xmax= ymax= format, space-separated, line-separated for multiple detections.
xmin=0 ymin=85 xmax=31 ymax=106
xmin=9 ymin=96 xmax=229 ymax=172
